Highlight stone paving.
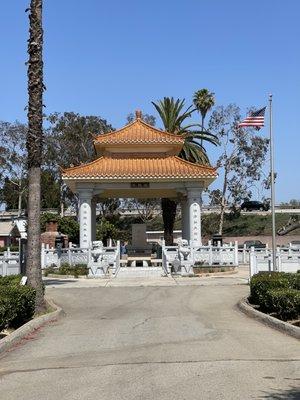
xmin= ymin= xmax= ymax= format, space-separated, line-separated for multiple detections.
xmin=0 ymin=266 xmax=299 ymax=400
xmin=43 ymin=266 xmax=249 ymax=289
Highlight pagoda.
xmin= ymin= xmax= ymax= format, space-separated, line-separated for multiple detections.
xmin=62 ymin=111 xmax=217 ymax=248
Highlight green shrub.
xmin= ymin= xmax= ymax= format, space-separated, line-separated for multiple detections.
xmin=285 ymin=273 xmax=300 ymax=290
xmin=0 ymin=284 xmax=36 ymax=331
xmin=72 ymin=264 xmax=89 ymax=277
xmin=0 ymin=245 xmax=19 ymax=253
xmin=43 ymin=263 xmax=89 ymax=277
xmin=59 ymin=263 xmax=72 ymax=276
xmin=43 ymin=264 xmax=57 ymax=276
xmin=0 ymin=275 xmax=23 ymax=286
xmin=264 ymin=289 xmax=300 ymax=321
xmin=250 ymin=272 xmax=293 ymax=307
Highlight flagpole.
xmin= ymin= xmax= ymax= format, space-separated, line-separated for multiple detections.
xmin=269 ymin=94 xmax=277 ymax=271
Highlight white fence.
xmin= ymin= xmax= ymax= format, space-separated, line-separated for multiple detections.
xmin=41 ymin=243 xmax=121 ymax=278
xmin=162 ymin=242 xmax=239 ymax=275
xmin=0 ymin=251 xmax=20 ymax=276
xmin=249 ymin=247 xmax=300 ymax=277
xmin=41 ymin=245 xmax=89 ymax=268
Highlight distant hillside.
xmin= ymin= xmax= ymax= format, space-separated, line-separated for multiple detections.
xmin=201 ymin=213 xmax=300 ymax=237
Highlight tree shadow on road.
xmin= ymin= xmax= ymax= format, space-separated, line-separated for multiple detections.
xmin=43 ymin=279 xmax=76 ymax=286
xmin=259 ymin=385 xmax=300 ymax=399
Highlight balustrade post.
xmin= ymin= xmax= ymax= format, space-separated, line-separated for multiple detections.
xmin=234 ymin=241 xmax=239 ymax=266
xmin=243 ymin=244 xmax=247 ymax=264
xmin=3 ymin=258 xmax=8 ymax=276
xmin=41 ymin=243 xmax=45 ymax=269
xmin=209 ymin=241 xmax=213 ymax=266
xmin=68 ymin=248 xmax=72 ymax=266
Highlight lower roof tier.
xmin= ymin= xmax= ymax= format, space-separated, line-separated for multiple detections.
xmin=62 ymin=155 xmax=217 ymax=181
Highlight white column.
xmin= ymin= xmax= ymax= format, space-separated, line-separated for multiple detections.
xmin=187 ymin=189 xmax=202 ymax=247
xmin=91 ymin=198 xmax=97 ymax=242
xmin=78 ymin=190 xmax=93 ymax=248
xmin=181 ymin=197 xmax=189 ymax=241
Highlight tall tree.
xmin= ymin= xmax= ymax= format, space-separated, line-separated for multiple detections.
xmin=126 ymin=112 xmax=156 ymax=126
xmin=44 ymin=112 xmax=114 ymax=213
xmin=125 ymin=198 xmax=160 ymax=223
xmin=193 ymin=89 xmax=215 ymax=146
xmin=208 ymin=104 xmax=269 ymax=234
xmin=26 ymin=0 xmax=44 ymax=310
xmin=152 ymin=97 xmax=218 ymax=244
xmin=0 ymin=122 xmax=28 ymax=216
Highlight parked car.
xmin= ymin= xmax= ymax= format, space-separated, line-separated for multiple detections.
xmin=240 ymin=240 xmax=266 ymax=249
xmin=289 ymin=240 xmax=300 ymax=250
xmin=240 ymin=200 xmax=269 ymax=212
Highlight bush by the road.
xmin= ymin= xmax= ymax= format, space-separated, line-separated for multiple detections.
xmin=44 ymin=263 xmax=88 ymax=277
xmin=264 ymin=288 xmax=300 ymax=321
xmin=0 ymin=276 xmax=36 ymax=332
xmin=250 ymin=272 xmax=300 ymax=321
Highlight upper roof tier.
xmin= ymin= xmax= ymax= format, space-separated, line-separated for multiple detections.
xmin=94 ymin=111 xmax=184 ymax=155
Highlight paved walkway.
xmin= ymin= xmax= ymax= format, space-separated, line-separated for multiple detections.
xmin=0 ymin=272 xmax=299 ymax=399
xmin=42 ymin=266 xmax=250 ymax=288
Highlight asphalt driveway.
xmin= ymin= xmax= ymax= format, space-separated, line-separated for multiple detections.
xmin=0 ymin=280 xmax=299 ymax=399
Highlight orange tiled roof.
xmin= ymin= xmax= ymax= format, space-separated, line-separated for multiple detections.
xmin=94 ymin=119 xmax=184 ymax=146
xmin=62 ymin=155 xmax=217 ymax=180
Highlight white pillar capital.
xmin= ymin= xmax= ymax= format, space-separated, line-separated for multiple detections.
xmin=77 ymin=189 xmax=94 ymax=200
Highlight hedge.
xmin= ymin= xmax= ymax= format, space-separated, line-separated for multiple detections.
xmin=264 ymin=289 xmax=300 ymax=321
xmin=0 ymin=276 xmax=36 ymax=332
xmin=250 ymin=272 xmax=294 ymax=308
xmin=249 ymin=272 xmax=300 ymax=321
xmin=44 ymin=263 xmax=88 ymax=277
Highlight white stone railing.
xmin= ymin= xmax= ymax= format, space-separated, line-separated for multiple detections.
xmin=238 ymin=244 xmax=300 ymax=265
xmin=41 ymin=245 xmax=89 ymax=268
xmin=162 ymin=241 xmax=239 ymax=276
xmin=88 ymin=242 xmax=120 ymax=278
xmin=249 ymin=247 xmax=300 ymax=277
xmin=41 ymin=243 xmax=121 ymax=278
xmin=0 ymin=250 xmax=20 ymax=276
xmin=192 ymin=242 xmax=239 ymax=267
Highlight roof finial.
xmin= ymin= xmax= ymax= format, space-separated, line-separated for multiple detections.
xmin=135 ymin=110 xmax=142 ymax=120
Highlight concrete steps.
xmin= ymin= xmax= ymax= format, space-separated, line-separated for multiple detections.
xmin=116 ymin=267 xmax=164 ymax=278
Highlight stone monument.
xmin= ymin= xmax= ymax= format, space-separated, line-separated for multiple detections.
xmin=127 ymin=224 xmax=152 ymax=257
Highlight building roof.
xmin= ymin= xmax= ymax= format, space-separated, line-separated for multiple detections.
xmin=94 ymin=117 xmax=184 ymax=147
xmin=0 ymin=221 xmax=20 ymax=237
xmin=62 ymin=154 xmax=217 ymax=181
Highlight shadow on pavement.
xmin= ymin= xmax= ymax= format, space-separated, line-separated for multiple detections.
xmin=259 ymin=385 xmax=300 ymax=399
xmin=44 ymin=279 xmax=76 ymax=286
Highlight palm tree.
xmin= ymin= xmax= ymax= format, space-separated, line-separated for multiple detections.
xmin=193 ymin=89 xmax=215 ymax=145
xmin=26 ymin=0 xmax=44 ymax=311
xmin=152 ymin=97 xmax=218 ymax=244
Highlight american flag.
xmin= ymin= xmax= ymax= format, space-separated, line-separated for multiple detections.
xmin=238 ymin=107 xmax=266 ymax=130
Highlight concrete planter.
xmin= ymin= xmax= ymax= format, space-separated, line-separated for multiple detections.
xmin=0 ymin=298 xmax=64 ymax=354
xmin=193 ymin=266 xmax=236 ymax=274
xmin=44 ymin=273 xmax=88 ymax=279
xmin=238 ymin=296 xmax=300 ymax=340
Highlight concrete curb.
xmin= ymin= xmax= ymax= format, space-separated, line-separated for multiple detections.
xmin=0 ymin=297 xmax=65 ymax=354
xmin=238 ymin=296 xmax=300 ymax=340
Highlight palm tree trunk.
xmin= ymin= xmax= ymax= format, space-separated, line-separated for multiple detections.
xmin=26 ymin=0 xmax=44 ymax=311
xmin=161 ymin=198 xmax=177 ymax=245
xmin=200 ymin=115 xmax=205 ymax=147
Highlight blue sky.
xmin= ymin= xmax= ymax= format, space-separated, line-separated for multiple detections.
xmin=1 ymin=0 xmax=299 ymax=202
